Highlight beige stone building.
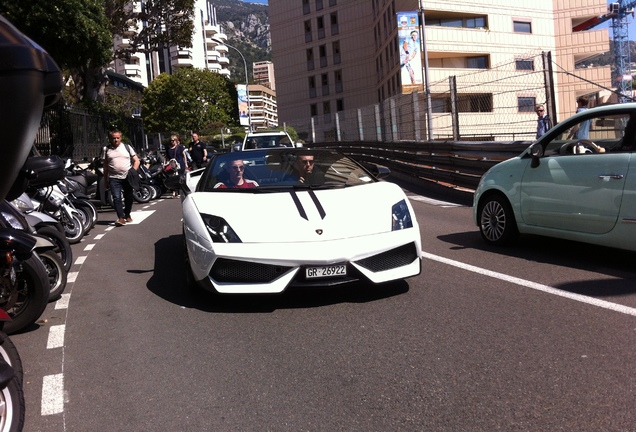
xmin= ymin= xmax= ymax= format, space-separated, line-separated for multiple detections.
xmin=269 ymin=0 xmax=614 ymax=141
xmin=248 ymin=84 xmax=280 ymax=130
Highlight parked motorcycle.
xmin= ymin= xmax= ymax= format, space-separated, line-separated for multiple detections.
xmin=10 ymin=193 xmax=73 ymax=273
xmin=28 ymin=183 xmax=85 ymax=244
xmin=0 ymin=306 xmax=24 ymax=431
xmin=0 ymin=200 xmax=67 ymax=302
xmin=0 ymin=12 xmax=64 ymax=430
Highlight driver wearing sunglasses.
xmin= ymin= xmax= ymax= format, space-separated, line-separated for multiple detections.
xmin=214 ymin=159 xmax=259 ymax=189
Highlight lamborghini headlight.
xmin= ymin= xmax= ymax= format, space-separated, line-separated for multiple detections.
xmin=391 ymin=199 xmax=413 ymax=231
xmin=201 ymin=214 xmax=242 ymax=243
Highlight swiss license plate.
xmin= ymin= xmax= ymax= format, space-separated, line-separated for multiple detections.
xmin=306 ymin=264 xmax=347 ymax=279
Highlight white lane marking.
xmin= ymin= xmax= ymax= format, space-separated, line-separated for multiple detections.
xmin=47 ymin=325 xmax=65 ymax=349
xmin=67 ymin=272 xmax=78 ymax=283
xmin=42 ymin=374 xmax=64 ymax=415
xmin=122 ymin=210 xmax=155 ymax=225
xmin=83 ymin=244 xmax=95 ymax=251
xmin=94 ymin=234 xmax=105 ymax=240
xmin=408 ymin=195 xmax=463 ymax=207
xmin=422 ymin=251 xmax=636 ymax=317
xmin=74 ymin=256 xmax=86 ymax=265
xmin=54 ymin=294 xmax=70 ymax=310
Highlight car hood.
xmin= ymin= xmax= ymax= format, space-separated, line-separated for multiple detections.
xmin=189 ymin=182 xmax=407 ymax=243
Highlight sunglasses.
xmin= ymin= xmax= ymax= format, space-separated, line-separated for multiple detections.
xmin=299 ymin=159 xmax=314 ymax=165
xmin=230 ymin=165 xmax=245 ymax=171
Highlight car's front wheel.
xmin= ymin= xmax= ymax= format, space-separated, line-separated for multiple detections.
xmin=478 ymin=194 xmax=519 ymax=246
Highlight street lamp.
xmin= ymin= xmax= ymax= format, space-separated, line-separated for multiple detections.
xmin=211 ymin=37 xmax=252 ymax=131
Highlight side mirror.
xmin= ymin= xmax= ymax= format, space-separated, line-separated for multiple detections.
xmin=529 ymin=143 xmax=543 ymax=168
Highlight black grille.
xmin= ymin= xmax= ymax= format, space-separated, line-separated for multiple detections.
xmin=354 ymin=243 xmax=418 ymax=272
xmin=210 ymin=258 xmax=292 ymax=283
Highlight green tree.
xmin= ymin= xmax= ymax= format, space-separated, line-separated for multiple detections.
xmin=107 ymin=0 xmax=195 ymax=62
xmin=0 ymin=0 xmax=196 ymax=103
xmin=0 ymin=0 xmax=113 ymax=102
xmin=142 ymin=68 xmax=238 ymax=133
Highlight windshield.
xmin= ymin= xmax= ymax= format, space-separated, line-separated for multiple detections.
xmin=244 ymin=134 xmax=292 ymax=149
xmin=199 ymin=149 xmax=377 ymax=192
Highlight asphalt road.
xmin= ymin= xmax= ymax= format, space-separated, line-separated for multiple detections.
xmin=11 ymin=183 xmax=636 ymax=432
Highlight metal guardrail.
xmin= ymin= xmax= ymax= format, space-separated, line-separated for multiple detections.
xmin=311 ymin=140 xmax=532 ymax=195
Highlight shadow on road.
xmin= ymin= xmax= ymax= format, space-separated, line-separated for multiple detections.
xmin=147 ymin=235 xmax=411 ymax=312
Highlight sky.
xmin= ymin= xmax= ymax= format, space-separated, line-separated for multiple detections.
xmin=241 ymin=0 xmax=268 ymax=4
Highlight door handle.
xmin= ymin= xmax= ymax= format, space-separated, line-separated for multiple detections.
xmin=598 ymin=174 xmax=624 ymax=180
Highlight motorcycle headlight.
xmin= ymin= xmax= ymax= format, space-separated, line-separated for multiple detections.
xmin=201 ymin=214 xmax=242 ymax=243
xmin=11 ymin=195 xmax=34 ymax=213
xmin=0 ymin=212 xmax=26 ymax=230
xmin=391 ymin=199 xmax=413 ymax=231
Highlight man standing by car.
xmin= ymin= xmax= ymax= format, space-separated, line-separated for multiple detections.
xmin=189 ymin=132 xmax=208 ymax=169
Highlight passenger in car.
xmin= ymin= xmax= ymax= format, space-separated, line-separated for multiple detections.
xmin=291 ymin=153 xmax=325 ymax=185
xmin=214 ymin=159 xmax=259 ymax=189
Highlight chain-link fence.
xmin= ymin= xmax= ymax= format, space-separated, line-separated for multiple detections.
xmin=296 ymin=51 xmax=623 ymax=143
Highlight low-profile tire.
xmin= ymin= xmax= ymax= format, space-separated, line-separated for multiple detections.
xmin=478 ymin=194 xmax=519 ymax=246
xmin=37 ymin=250 xmax=67 ymax=302
xmin=1 ymin=255 xmax=50 ymax=335
xmin=35 ymin=226 xmax=72 ymax=273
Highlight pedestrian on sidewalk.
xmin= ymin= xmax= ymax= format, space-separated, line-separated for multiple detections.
xmin=103 ymin=129 xmax=140 ymax=226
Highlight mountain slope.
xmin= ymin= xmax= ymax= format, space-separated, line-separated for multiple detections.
xmin=213 ymin=0 xmax=271 ymax=83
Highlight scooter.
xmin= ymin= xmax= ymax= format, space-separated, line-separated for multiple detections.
xmin=28 ymin=183 xmax=86 ymax=244
xmin=0 ymin=200 xmax=68 ymax=302
xmin=0 ymin=12 xmax=64 ymax=430
xmin=10 ymin=193 xmax=73 ymax=273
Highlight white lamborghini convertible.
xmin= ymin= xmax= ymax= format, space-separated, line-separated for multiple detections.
xmin=181 ymin=149 xmax=422 ymax=294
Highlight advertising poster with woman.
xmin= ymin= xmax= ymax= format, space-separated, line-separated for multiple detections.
xmin=237 ymin=84 xmax=249 ymax=126
xmin=397 ymin=12 xmax=423 ymax=92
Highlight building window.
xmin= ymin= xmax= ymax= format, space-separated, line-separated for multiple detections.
xmin=304 ymin=20 xmax=312 ymax=43
xmin=466 ymin=17 xmax=486 ymax=28
xmin=308 ymin=76 xmax=316 ymax=98
xmin=467 ymin=56 xmax=488 ymax=69
xmin=302 ymin=0 xmax=310 ymax=15
xmin=336 ymin=99 xmax=344 ymax=112
xmin=518 ymin=96 xmax=536 ymax=112
xmin=317 ymin=16 xmax=325 ymax=39
xmin=515 ymin=59 xmax=534 ymax=71
xmin=332 ymin=41 xmax=341 ymax=64
xmin=319 ymin=44 xmax=327 ymax=68
xmin=306 ymin=48 xmax=314 ymax=71
xmin=321 ymin=73 xmax=329 ymax=96
xmin=310 ymin=104 xmax=317 ymax=117
xmin=334 ymin=69 xmax=343 ymax=93
xmin=330 ymin=12 xmax=339 ymax=36
xmin=323 ymin=101 xmax=331 ymax=115
xmin=513 ymin=20 xmax=532 ymax=33
xmin=329 ymin=0 xmax=336 ymax=6
xmin=316 ymin=0 xmax=323 ymax=11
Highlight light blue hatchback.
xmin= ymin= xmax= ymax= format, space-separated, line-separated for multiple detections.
xmin=474 ymin=102 xmax=636 ymax=251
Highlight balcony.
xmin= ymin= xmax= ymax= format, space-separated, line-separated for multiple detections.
xmin=124 ymin=64 xmax=142 ymax=77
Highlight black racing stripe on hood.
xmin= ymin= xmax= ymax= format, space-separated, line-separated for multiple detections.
xmin=308 ymin=190 xmax=326 ymax=219
xmin=290 ymin=191 xmax=308 ymax=220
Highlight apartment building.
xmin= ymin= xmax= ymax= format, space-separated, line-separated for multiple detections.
xmin=253 ymin=61 xmax=277 ymax=90
xmin=248 ymin=84 xmax=279 ymax=129
xmin=111 ymin=0 xmax=230 ymax=87
xmin=269 ymin=0 xmax=612 ymax=140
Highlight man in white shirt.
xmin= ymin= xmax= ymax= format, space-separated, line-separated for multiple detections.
xmin=103 ymin=130 xmax=140 ymax=226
